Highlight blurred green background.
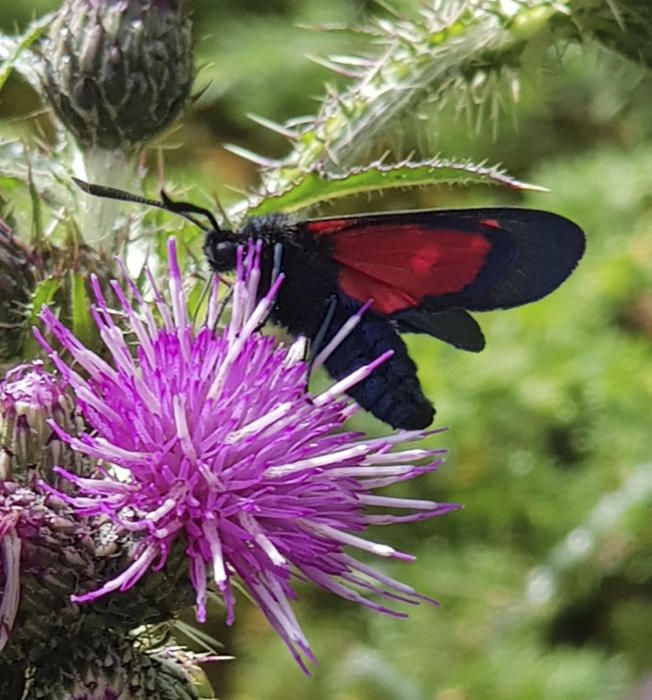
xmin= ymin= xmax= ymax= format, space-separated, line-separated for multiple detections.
xmin=3 ymin=2 xmax=652 ymax=699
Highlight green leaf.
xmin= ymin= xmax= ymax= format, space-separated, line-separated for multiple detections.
xmin=241 ymin=158 xmax=546 ymax=218
xmin=20 ymin=276 xmax=60 ymax=359
xmin=23 ymin=276 xmax=59 ymax=354
xmin=27 ymin=277 xmax=60 ymax=324
xmin=26 ymin=156 xmax=43 ymax=244
xmin=70 ymin=272 xmax=96 ymax=348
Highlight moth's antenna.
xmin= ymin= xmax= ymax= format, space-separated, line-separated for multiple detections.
xmin=72 ymin=178 xmax=221 ymax=232
xmin=159 ymin=190 xmax=221 ymax=231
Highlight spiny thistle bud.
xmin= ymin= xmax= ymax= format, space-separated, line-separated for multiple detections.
xmin=43 ymin=0 xmax=193 ymax=150
xmin=0 ymin=484 xmax=97 ymax=664
xmin=0 ymin=361 xmax=86 ymax=485
xmin=0 ymin=220 xmax=35 ymax=363
xmin=24 ymin=632 xmax=199 ymax=700
xmin=0 ymin=482 xmax=193 ymax=667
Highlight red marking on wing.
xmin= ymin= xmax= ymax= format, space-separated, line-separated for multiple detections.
xmin=481 ymin=218 xmax=501 ymax=230
xmin=308 ymin=219 xmax=351 ymax=236
xmin=322 ymin=223 xmax=492 ymax=315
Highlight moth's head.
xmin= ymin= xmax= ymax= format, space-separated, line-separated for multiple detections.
xmin=203 ymin=229 xmax=238 ymax=273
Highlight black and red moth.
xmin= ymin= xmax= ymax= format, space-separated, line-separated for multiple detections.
xmin=74 ymin=179 xmax=586 ymax=430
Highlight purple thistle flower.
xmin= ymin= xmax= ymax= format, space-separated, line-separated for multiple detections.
xmin=0 ymin=361 xmax=65 ymax=414
xmin=0 ymin=361 xmax=89 ymax=487
xmin=35 ymin=239 xmax=459 ymax=671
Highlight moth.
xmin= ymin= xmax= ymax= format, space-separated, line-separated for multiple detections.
xmin=74 ymin=179 xmax=585 ymax=429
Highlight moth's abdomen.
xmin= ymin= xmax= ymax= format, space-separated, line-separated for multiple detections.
xmin=323 ymin=305 xmax=434 ymax=430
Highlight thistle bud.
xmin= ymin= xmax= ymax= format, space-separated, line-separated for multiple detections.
xmin=0 ymin=485 xmax=97 ymax=663
xmin=25 ymin=633 xmax=200 ymax=700
xmin=0 ymin=362 xmax=194 ymax=673
xmin=0 ymin=484 xmax=193 ymax=668
xmin=43 ymin=0 xmax=193 ymax=150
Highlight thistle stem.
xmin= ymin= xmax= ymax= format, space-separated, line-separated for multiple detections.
xmin=76 ymin=148 xmax=137 ymax=251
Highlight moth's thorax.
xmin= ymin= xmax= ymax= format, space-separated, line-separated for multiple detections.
xmin=204 ymin=213 xmax=341 ymax=338
xmin=243 ymin=215 xmax=341 ymax=338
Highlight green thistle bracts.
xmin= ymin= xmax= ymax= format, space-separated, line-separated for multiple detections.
xmin=43 ymin=0 xmax=193 ymax=150
xmin=0 ymin=222 xmax=35 ymax=363
xmin=25 ymin=632 xmax=200 ymax=699
xmin=0 ymin=481 xmax=192 ymax=666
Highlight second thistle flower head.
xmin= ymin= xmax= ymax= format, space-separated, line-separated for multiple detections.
xmin=0 ymin=360 xmax=85 ymax=484
xmin=36 ymin=240 xmax=458 ymax=671
xmin=43 ymin=0 xmax=193 ymax=150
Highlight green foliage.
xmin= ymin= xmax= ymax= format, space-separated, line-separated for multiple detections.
xmin=69 ymin=271 xmax=94 ymax=347
xmin=242 ymin=157 xmax=544 ymax=218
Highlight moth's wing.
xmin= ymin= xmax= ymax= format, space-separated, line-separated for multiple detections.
xmin=308 ymin=209 xmax=585 ymax=315
xmin=392 ymin=307 xmax=485 ymax=352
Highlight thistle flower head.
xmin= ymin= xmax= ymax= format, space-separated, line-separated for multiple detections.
xmin=0 ymin=361 xmax=66 ymax=419
xmin=36 ymin=240 xmax=458 ymax=671
xmin=0 ymin=360 xmax=85 ymax=484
